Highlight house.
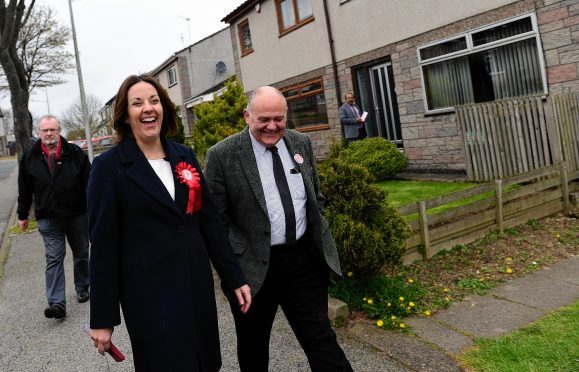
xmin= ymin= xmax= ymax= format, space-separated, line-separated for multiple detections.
xmin=100 ymin=27 xmax=236 ymax=138
xmin=149 ymin=27 xmax=236 ymax=137
xmin=222 ymin=0 xmax=579 ymax=173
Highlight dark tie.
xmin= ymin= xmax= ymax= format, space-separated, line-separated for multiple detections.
xmin=267 ymin=146 xmax=296 ymax=243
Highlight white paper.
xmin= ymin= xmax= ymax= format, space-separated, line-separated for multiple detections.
xmin=361 ymin=111 xmax=368 ymax=121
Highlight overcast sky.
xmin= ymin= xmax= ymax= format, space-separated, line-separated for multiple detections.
xmin=1 ymin=0 xmax=245 ymax=122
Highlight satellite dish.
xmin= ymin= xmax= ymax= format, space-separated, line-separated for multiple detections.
xmin=216 ymin=61 xmax=227 ymax=73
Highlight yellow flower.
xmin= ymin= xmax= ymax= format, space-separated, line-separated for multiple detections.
xmin=347 ymin=271 xmax=353 ymax=277
xmin=391 ymin=315 xmax=397 ymax=320
xmin=408 ymin=278 xmax=414 ymax=283
xmin=363 ymin=297 xmax=367 ymax=301
xmin=554 ymin=233 xmax=561 ymax=239
xmin=409 ymin=302 xmax=415 ymax=307
xmin=479 ymin=278 xmax=485 ymax=282
xmin=506 ymin=268 xmax=513 ymax=274
xmin=400 ymin=323 xmax=406 ymax=328
xmin=367 ymin=299 xmax=374 ymax=304
xmin=506 ymin=257 xmax=512 ymax=262
xmin=445 ymin=297 xmax=450 ymax=301
xmin=443 ymin=288 xmax=449 ymax=292
xmin=424 ymin=310 xmax=431 ymax=316
xmin=399 ymin=296 xmax=405 ymax=302
xmin=376 ymin=320 xmax=384 ymax=327
xmin=387 ymin=303 xmax=392 ymax=307
xmin=406 ymin=306 xmax=411 ymax=311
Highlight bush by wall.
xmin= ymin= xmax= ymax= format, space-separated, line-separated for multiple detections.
xmin=319 ymin=157 xmax=410 ymax=280
xmin=345 ymin=137 xmax=407 ymax=181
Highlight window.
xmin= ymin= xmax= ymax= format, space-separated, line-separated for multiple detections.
xmin=418 ymin=13 xmax=546 ymax=113
xmin=238 ymin=19 xmax=253 ymax=56
xmin=281 ymin=78 xmax=327 ymax=129
xmin=276 ymin=0 xmax=314 ymax=36
xmin=167 ymin=66 xmax=177 ymax=87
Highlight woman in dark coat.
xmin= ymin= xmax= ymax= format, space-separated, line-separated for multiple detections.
xmin=87 ymin=74 xmax=251 ymax=371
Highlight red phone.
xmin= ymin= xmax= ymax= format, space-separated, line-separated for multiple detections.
xmin=83 ymin=324 xmax=125 ymax=362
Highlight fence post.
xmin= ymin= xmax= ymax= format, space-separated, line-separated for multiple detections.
xmin=560 ymin=161 xmax=570 ymax=215
xmin=418 ymin=201 xmax=430 ymax=259
xmin=495 ymin=179 xmax=504 ymax=235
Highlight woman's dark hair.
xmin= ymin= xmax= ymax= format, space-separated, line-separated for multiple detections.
xmin=112 ymin=74 xmax=177 ymax=142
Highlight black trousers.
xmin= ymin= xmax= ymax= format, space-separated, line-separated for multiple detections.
xmin=228 ymin=235 xmax=352 ymax=372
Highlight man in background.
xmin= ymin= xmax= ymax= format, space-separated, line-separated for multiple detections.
xmin=17 ymin=115 xmax=91 ymax=320
xmin=339 ymin=92 xmax=366 ymax=142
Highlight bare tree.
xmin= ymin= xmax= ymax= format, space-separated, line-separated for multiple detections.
xmin=0 ymin=5 xmax=73 ymax=93
xmin=0 ymin=1 xmax=72 ymax=159
xmin=61 ymin=94 xmax=104 ymax=140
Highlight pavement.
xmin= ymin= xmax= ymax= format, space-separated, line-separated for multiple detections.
xmin=0 ymin=158 xmax=577 ymax=371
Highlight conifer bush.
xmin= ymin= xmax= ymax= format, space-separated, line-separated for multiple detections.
xmin=319 ymin=157 xmax=410 ymax=280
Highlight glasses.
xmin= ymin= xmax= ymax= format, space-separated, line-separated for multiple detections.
xmin=39 ymin=128 xmax=60 ymax=133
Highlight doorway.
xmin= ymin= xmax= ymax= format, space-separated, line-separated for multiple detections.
xmin=354 ymin=61 xmax=403 ymax=148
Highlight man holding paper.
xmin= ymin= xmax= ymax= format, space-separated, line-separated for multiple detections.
xmin=339 ymin=92 xmax=367 ymax=143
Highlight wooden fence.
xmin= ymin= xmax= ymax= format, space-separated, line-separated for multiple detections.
xmin=399 ymin=162 xmax=579 ymax=264
xmin=456 ymin=92 xmax=579 ymax=181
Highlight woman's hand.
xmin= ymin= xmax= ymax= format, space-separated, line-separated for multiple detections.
xmin=234 ymin=284 xmax=252 ymax=314
xmin=89 ymin=328 xmax=114 ymax=356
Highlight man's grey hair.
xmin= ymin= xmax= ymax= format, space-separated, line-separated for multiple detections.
xmin=246 ymin=86 xmax=286 ymax=114
xmin=37 ymin=115 xmax=61 ymax=129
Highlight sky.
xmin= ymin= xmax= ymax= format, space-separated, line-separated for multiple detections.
xmin=1 ymin=0 xmax=245 ymax=122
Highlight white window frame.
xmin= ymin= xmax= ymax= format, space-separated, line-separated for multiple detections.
xmin=418 ymin=12 xmax=548 ymax=114
xmin=167 ymin=66 xmax=177 ymax=87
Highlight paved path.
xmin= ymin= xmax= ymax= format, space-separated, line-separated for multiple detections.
xmin=0 ymin=162 xmax=410 ymax=371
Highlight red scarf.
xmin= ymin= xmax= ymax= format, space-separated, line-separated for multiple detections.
xmin=40 ymin=139 xmax=62 ymax=175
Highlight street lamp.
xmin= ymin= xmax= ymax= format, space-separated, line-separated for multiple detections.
xmin=68 ymin=0 xmax=93 ymax=161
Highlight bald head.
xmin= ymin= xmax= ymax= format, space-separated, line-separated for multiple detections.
xmin=244 ymin=86 xmax=287 ymax=147
xmin=247 ymin=86 xmax=286 ymax=114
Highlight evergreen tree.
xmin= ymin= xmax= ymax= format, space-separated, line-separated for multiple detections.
xmin=193 ymin=77 xmax=247 ymax=161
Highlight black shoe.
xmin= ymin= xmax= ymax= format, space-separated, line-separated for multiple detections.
xmin=44 ymin=305 xmax=66 ymax=319
xmin=77 ymin=290 xmax=90 ymax=303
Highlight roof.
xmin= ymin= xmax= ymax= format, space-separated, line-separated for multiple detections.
xmin=222 ymin=0 xmax=261 ymax=23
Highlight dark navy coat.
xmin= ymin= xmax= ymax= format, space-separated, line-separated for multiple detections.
xmin=87 ymin=137 xmax=245 ymax=371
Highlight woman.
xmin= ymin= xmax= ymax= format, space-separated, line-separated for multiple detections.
xmin=87 ymin=74 xmax=251 ymax=371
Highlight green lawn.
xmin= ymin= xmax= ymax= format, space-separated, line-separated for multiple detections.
xmin=459 ymin=300 xmax=579 ymax=372
xmin=376 ymin=180 xmax=478 ymax=208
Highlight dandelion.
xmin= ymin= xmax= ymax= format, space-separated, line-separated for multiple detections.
xmin=506 ymin=268 xmax=513 ymax=274
xmin=367 ymin=299 xmax=374 ymax=304
xmin=409 ymin=302 xmax=415 ymax=307
xmin=391 ymin=315 xmax=396 ymax=320
xmin=376 ymin=320 xmax=384 ymax=327
xmin=347 ymin=271 xmax=353 ymax=278
xmin=424 ymin=310 xmax=431 ymax=316
xmin=443 ymin=288 xmax=449 ymax=292
xmin=399 ymin=296 xmax=405 ymax=302
xmin=445 ymin=297 xmax=450 ymax=301
xmin=506 ymin=257 xmax=512 ymax=262
xmin=554 ymin=233 xmax=561 ymax=239
xmin=400 ymin=323 xmax=406 ymax=328
xmin=387 ymin=303 xmax=392 ymax=307
xmin=363 ymin=297 xmax=367 ymax=301
xmin=408 ymin=278 xmax=414 ymax=283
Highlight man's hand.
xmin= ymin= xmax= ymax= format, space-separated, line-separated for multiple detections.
xmin=234 ymin=284 xmax=252 ymax=314
xmin=18 ymin=219 xmax=28 ymax=230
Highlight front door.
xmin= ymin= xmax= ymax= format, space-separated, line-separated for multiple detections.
xmin=355 ymin=62 xmax=403 ymax=148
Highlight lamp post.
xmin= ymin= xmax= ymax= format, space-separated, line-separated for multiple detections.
xmin=68 ymin=0 xmax=93 ymax=161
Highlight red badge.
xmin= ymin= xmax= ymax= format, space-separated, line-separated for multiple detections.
xmin=175 ymin=162 xmax=201 ymax=214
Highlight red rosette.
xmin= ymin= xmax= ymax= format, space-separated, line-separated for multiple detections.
xmin=175 ymin=161 xmax=201 ymax=214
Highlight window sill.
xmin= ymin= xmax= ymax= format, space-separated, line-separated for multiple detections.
xmin=168 ymin=82 xmax=178 ymax=88
xmin=295 ymin=124 xmax=330 ymax=133
xmin=240 ymin=48 xmax=254 ymax=58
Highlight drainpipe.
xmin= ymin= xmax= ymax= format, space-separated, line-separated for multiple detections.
xmin=322 ymin=0 xmax=344 ymax=138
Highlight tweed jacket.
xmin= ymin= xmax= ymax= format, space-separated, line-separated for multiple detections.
xmin=205 ymin=127 xmax=342 ymax=295
xmin=339 ymin=102 xmax=363 ymax=139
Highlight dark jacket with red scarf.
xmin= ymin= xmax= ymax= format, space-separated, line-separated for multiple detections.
xmin=17 ymin=136 xmax=91 ymax=221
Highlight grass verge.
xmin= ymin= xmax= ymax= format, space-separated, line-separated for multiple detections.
xmin=459 ymin=300 xmax=579 ymax=372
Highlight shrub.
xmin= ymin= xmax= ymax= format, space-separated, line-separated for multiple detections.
xmin=345 ymin=137 xmax=407 ymax=181
xmin=319 ymin=157 xmax=410 ymax=280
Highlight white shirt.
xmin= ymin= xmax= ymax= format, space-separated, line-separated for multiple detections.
xmin=249 ymin=131 xmax=307 ymax=245
xmin=148 ymin=158 xmax=175 ymax=201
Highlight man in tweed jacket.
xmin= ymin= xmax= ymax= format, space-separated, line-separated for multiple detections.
xmin=205 ymin=86 xmax=352 ymax=372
